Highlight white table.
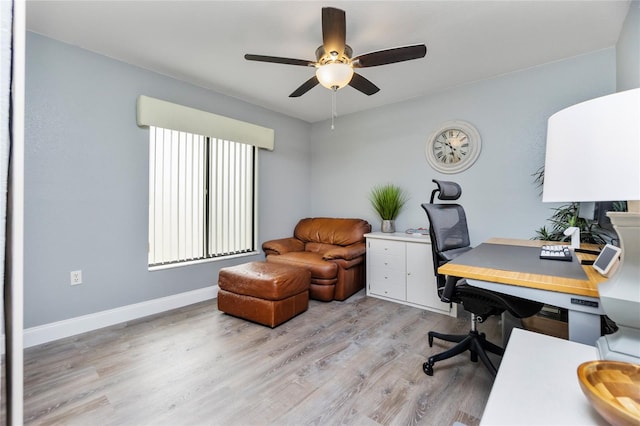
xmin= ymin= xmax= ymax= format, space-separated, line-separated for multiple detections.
xmin=480 ymin=328 xmax=607 ymax=425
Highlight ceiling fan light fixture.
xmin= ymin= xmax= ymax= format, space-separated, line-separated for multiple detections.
xmin=245 ymin=7 xmax=426 ymax=98
xmin=316 ymin=62 xmax=354 ymax=90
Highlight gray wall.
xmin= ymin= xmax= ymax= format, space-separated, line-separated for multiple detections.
xmin=617 ymin=0 xmax=640 ymax=91
xmin=27 ymin=7 xmax=634 ymax=329
xmin=25 ymin=32 xmax=311 ymax=328
xmin=309 ymin=49 xmax=616 ymax=245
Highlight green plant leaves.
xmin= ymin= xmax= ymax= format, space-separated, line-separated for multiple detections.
xmin=533 ymin=202 xmax=609 ymax=244
xmin=369 ymin=184 xmax=409 ymax=220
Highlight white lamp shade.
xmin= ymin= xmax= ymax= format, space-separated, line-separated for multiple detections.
xmin=542 ymin=88 xmax=640 ymax=203
xmin=316 ymin=63 xmax=354 ymax=90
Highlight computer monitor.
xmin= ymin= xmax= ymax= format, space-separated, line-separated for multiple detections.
xmin=578 ymin=201 xmax=616 ymax=231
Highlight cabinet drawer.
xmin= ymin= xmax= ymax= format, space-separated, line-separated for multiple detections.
xmin=370 ymin=263 xmax=405 ymax=283
xmin=368 ymin=238 xmax=405 ymax=255
xmin=369 ymin=252 xmax=404 ymax=272
xmin=369 ymin=269 xmax=406 ymax=300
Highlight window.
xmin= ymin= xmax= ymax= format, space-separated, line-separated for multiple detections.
xmin=136 ymin=96 xmax=274 ymax=268
xmin=148 ymin=126 xmax=257 ymax=266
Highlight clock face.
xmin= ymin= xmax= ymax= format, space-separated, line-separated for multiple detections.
xmin=433 ymin=129 xmax=470 ymax=164
xmin=426 ymin=121 xmax=481 ymax=174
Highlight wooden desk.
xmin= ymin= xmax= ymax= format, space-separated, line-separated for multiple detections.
xmin=480 ymin=328 xmax=605 ymax=425
xmin=439 ymin=238 xmax=606 ymax=345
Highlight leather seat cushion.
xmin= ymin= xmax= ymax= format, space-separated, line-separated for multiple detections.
xmin=218 ymin=261 xmax=310 ymax=301
xmin=267 ymin=252 xmax=338 ymax=280
xmin=305 ymin=242 xmax=340 ymax=254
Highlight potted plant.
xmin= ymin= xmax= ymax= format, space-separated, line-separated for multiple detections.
xmin=533 ymin=202 xmax=626 ymax=244
xmin=532 ymin=166 xmax=624 ymax=244
xmin=369 ymin=184 xmax=409 ymax=233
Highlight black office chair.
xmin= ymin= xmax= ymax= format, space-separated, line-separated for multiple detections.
xmin=421 ymin=179 xmax=542 ymax=376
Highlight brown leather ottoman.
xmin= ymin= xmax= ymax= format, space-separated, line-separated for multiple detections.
xmin=217 ymin=262 xmax=311 ymax=327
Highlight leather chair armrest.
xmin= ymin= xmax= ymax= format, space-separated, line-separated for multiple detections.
xmin=262 ymin=237 xmax=304 ymax=256
xmin=323 ymin=242 xmax=366 ymax=261
xmin=329 ymin=257 xmax=364 ymax=270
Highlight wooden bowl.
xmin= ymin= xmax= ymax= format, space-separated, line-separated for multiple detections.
xmin=577 ymin=361 xmax=640 ymax=426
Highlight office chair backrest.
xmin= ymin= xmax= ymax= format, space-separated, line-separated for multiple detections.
xmin=425 ymin=180 xmax=471 ymax=254
xmin=422 ymin=180 xmax=472 ymax=289
xmin=429 ymin=179 xmax=462 ymax=203
xmin=425 ymin=204 xmax=471 ymax=258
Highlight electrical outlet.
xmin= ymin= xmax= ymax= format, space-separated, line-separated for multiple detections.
xmin=70 ymin=270 xmax=82 ymax=286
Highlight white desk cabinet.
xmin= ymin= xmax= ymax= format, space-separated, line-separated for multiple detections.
xmin=365 ymin=232 xmax=454 ymax=316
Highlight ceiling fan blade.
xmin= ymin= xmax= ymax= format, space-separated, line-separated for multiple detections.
xmin=322 ymin=7 xmax=346 ymax=57
xmin=352 ymin=44 xmax=427 ymax=68
xmin=349 ymin=73 xmax=380 ymax=96
xmin=244 ymin=54 xmax=315 ymax=67
xmin=289 ymin=76 xmax=319 ymax=97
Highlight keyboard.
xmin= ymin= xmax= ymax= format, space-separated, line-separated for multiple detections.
xmin=540 ymin=245 xmax=572 ymax=261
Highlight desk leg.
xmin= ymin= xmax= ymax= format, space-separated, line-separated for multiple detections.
xmin=568 ymin=310 xmax=601 ymax=346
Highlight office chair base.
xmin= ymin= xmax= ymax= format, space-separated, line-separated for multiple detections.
xmin=423 ymin=330 xmax=504 ymax=377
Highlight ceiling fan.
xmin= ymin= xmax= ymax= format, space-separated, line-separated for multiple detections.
xmin=244 ymin=7 xmax=427 ymax=98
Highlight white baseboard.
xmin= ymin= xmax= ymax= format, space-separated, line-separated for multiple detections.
xmin=21 ymin=286 xmax=218 ymax=349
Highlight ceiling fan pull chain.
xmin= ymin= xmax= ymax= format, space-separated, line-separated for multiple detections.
xmin=331 ymin=87 xmax=337 ymax=130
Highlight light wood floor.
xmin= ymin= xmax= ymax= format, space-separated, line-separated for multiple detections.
xmin=5 ymin=290 xmax=503 ymax=425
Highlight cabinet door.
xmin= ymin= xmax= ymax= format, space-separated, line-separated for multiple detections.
xmin=368 ymin=239 xmax=406 ymax=301
xmin=406 ymin=241 xmax=450 ymax=313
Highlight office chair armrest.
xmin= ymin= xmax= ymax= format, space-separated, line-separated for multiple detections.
xmin=441 ymin=246 xmax=473 ymax=261
xmin=441 ymin=275 xmax=460 ymax=303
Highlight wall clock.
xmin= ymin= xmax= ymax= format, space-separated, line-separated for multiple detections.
xmin=425 ymin=121 xmax=482 ymax=174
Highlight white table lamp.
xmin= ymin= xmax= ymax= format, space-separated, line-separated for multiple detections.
xmin=543 ymin=88 xmax=640 ymax=362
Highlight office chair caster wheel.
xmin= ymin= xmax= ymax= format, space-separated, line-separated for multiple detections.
xmin=423 ymin=361 xmax=434 ymax=376
xmin=428 ymin=334 xmax=434 ymax=347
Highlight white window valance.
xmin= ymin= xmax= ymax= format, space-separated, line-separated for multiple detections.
xmin=136 ymin=95 xmax=274 ymax=151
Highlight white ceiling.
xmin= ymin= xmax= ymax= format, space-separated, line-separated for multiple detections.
xmin=26 ymin=0 xmax=631 ymax=123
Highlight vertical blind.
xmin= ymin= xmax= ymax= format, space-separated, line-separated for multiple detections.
xmin=148 ymin=126 xmax=255 ymax=266
xmin=209 ymin=137 xmax=255 ymax=258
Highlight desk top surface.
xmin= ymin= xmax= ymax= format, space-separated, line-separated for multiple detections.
xmin=480 ymin=328 xmax=605 ymax=425
xmin=438 ymin=238 xmax=605 ymax=298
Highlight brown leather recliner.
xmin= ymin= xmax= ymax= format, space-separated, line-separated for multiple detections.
xmin=262 ymin=217 xmax=371 ymax=302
